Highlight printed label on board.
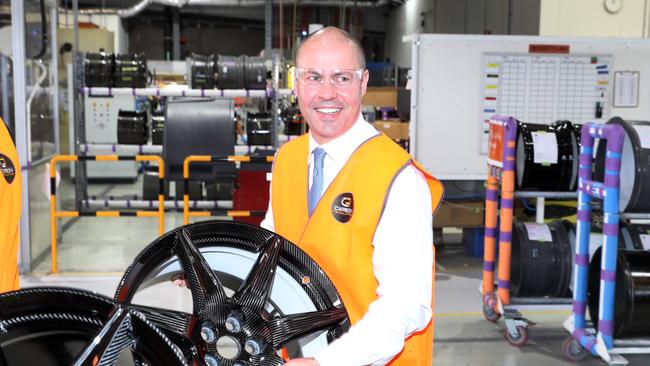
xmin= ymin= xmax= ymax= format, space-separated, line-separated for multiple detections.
xmin=529 ymin=44 xmax=570 ymax=54
xmin=532 ymin=131 xmax=558 ymax=165
xmin=0 ymin=154 xmax=16 ymax=184
xmin=487 ymin=120 xmax=505 ymax=167
xmin=524 ymin=223 xmax=553 ymax=242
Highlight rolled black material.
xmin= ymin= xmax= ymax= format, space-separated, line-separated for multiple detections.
xmin=163 ymin=97 xmax=235 ymax=181
xmin=216 ymin=55 xmax=244 ymax=89
xmin=205 ymin=181 xmax=234 ymax=201
xmin=151 ymin=110 xmax=165 ymax=145
xmin=510 ymin=220 xmax=573 ymax=298
xmin=515 ymin=120 xmax=580 ymax=191
xmin=174 ymin=180 xmax=203 ymax=200
xmin=117 ymin=110 xmax=148 ymax=145
xmin=113 ymin=53 xmax=147 ymax=88
xmin=588 ymin=248 xmax=650 ymax=338
xmin=84 ymin=50 xmax=113 ymax=87
xmin=619 ymin=221 xmax=648 ymax=250
xmin=187 ymin=53 xmax=215 ymax=89
xmin=247 ymin=112 xmax=273 ymax=146
xmin=594 ymin=117 xmax=650 ymax=212
xmin=243 ymin=56 xmax=267 ymax=90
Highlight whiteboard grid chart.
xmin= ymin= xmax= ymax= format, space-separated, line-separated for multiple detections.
xmin=481 ymin=54 xmax=612 ymax=154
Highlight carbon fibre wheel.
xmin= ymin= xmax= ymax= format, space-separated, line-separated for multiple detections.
xmin=0 ymin=287 xmax=187 ymax=366
xmin=114 ymin=220 xmax=350 ymax=365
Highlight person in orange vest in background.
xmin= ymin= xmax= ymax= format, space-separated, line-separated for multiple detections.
xmin=0 ymin=117 xmax=22 ymax=293
xmin=262 ymin=27 xmax=444 ymax=366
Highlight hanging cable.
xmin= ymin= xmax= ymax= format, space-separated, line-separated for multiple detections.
xmin=32 ymin=0 xmax=48 ymax=59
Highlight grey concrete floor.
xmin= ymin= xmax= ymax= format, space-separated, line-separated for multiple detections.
xmin=18 ymin=178 xmax=650 ymax=365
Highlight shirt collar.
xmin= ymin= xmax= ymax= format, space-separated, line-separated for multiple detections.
xmin=308 ymin=113 xmax=378 ymax=163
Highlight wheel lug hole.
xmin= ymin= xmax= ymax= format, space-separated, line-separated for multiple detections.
xmin=200 ymin=322 xmax=218 ymax=343
xmin=225 ymin=311 xmax=244 ymax=333
xmin=244 ymin=336 xmax=266 ymax=356
xmin=204 ymin=353 xmax=220 ymax=366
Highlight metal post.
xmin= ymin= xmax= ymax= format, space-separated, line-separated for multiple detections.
xmin=0 ymin=56 xmax=9 ymax=128
xmin=535 ymin=197 xmax=545 ymax=224
xmin=408 ymin=35 xmax=419 ymax=155
xmin=11 ymin=0 xmax=31 ymax=272
xmin=73 ymin=53 xmax=87 ymax=211
xmin=272 ymin=54 xmax=280 ymax=148
xmin=172 ymin=8 xmax=181 ymax=60
xmin=51 ymin=6 xmax=60 ymax=155
xmin=73 ymin=0 xmax=79 ymax=54
xmin=265 ymin=0 xmax=273 ymax=52
xmin=164 ymin=6 xmax=173 ymax=61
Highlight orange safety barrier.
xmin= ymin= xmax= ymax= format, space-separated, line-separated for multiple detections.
xmin=182 ymin=155 xmax=273 ymax=224
xmin=49 ymin=154 xmax=165 ymax=273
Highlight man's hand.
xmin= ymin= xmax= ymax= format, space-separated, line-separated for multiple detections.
xmin=170 ymin=273 xmax=188 ymax=287
xmin=284 ymin=357 xmax=319 ymax=366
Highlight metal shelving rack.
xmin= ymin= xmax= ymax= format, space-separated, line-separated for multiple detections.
xmin=70 ymin=55 xmax=289 ymax=212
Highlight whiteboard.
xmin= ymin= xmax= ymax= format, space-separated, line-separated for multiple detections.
xmin=405 ymin=34 xmax=650 ymax=180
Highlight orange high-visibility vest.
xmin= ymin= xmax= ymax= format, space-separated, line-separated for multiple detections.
xmin=0 ymin=118 xmax=21 ymax=292
xmin=272 ymin=133 xmax=443 ymax=365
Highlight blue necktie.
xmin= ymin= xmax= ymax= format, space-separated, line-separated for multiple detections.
xmin=308 ymin=147 xmax=326 ymax=217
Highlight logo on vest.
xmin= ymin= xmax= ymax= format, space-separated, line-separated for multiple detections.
xmin=332 ymin=192 xmax=353 ymax=223
xmin=0 ymin=154 xmax=16 ymax=184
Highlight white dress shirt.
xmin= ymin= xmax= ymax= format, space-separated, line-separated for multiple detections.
xmin=261 ymin=115 xmax=433 ymax=366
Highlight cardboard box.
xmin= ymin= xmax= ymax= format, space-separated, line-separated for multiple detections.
xmin=374 ymin=120 xmax=409 ymax=141
xmin=363 ymin=87 xmax=397 ymax=108
xmin=433 ymin=200 xmax=485 ymax=228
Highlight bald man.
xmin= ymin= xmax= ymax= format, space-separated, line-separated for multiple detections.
xmin=262 ymin=27 xmax=443 ymax=366
xmin=0 ymin=118 xmax=21 ymax=293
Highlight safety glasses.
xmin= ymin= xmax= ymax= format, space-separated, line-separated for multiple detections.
xmin=295 ymin=67 xmax=365 ymax=88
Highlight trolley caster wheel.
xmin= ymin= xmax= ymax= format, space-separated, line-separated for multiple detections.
xmin=562 ymin=336 xmax=588 ymax=362
xmin=482 ymin=303 xmax=501 ymax=322
xmin=505 ymin=325 xmax=528 ymax=347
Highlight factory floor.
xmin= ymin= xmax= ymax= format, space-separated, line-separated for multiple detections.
xmin=20 ymin=177 xmax=650 ymax=366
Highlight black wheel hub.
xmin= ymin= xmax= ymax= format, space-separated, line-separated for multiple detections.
xmin=0 ymin=221 xmax=350 ymax=365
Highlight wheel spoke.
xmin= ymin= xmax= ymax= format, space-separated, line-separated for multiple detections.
xmin=73 ymin=306 xmax=133 ymax=366
xmin=173 ymin=228 xmax=228 ymax=313
xmin=267 ymin=308 xmax=348 ymax=348
xmin=233 ymin=235 xmax=283 ymax=312
xmin=128 ymin=304 xmax=194 ymax=338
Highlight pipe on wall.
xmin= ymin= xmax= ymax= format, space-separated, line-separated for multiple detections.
xmin=75 ymin=0 xmax=389 ymax=18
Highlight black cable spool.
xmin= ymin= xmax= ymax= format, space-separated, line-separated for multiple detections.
xmin=594 ymin=117 xmax=650 ymax=213
xmin=243 ymin=56 xmax=267 ymax=90
xmin=588 ymin=246 xmax=650 ymax=338
xmin=151 ymin=110 xmax=165 ymax=145
xmin=117 ymin=110 xmax=148 ymax=145
xmin=114 ymin=53 xmax=147 ymax=88
xmin=247 ymin=112 xmax=273 ymax=146
xmin=187 ymin=53 xmax=215 ymax=89
xmin=216 ymin=55 xmax=245 ymax=89
xmin=285 ymin=109 xmax=307 ymax=136
xmin=84 ymin=50 xmax=113 ymax=87
xmin=619 ymin=221 xmax=649 ymax=251
xmin=564 ymin=220 xmax=645 ymax=293
xmin=510 ymin=220 xmax=573 ymax=297
xmin=515 ymin=120 xmax=579 ymax=191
